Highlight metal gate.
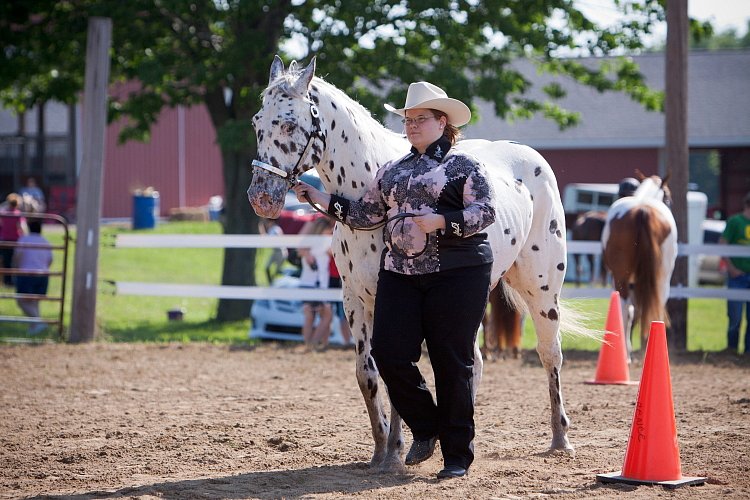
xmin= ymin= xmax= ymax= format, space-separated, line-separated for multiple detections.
xmin=0 ymin=212 xmax=69 ymax=340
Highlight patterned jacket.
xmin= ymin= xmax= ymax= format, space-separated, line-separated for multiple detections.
xmin=327 ymin=137 xmax=496 ymax=275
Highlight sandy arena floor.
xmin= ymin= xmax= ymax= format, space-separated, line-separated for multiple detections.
xmin=1 ymin=342 xmax=748 ymax=499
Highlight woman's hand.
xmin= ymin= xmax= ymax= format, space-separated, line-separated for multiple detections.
xmin=412 ymin=213 xmax=446 ymax=234
xmin=292 ymin=181 xmax=331 ymax=210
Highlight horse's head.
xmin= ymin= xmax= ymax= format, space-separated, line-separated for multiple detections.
xmin=247 ymin=55 xmax=326 ymax=219
xmin=633 ymin=170 xmax=672 ymax=208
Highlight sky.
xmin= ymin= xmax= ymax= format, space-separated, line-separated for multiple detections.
xmin=576 ymin=0 xmax=750 ymax=39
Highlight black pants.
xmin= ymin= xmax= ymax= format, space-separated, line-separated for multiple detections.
xmin=371 ymin=263 xmax=491 ymax=469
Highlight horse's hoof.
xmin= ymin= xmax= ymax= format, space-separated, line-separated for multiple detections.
xmin=369 ymin=451 xmax=387 ymax=469
xmin=378 ymin=455 xmax=407 ymax=474
xmin=549 ymin=437 xmax=575 ymax=456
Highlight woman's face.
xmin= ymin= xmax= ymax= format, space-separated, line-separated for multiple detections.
xmin=404 ymin=108 xmax=446 ymax=153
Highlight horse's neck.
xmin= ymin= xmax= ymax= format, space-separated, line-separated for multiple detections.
xmin=314 ymin=79 xmax=407 ymax=198
xmin=634 ymin=179 xmax=663 ymax=203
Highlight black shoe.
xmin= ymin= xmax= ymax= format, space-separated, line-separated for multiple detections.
xmin=404 ymin=436 xmax=437 ymax=465
xmin=437 ymin=465 xmax=468 ymax=479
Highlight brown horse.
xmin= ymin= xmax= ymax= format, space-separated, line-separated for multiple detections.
xmin=601 ymin=174 xmax=676 ymax=353
xmin=570 ymin=210 xmax=607 ymax=287
xmin=481 ymin=286 xmax=522 ymax=360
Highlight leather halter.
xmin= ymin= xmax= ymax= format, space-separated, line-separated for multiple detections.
xmin=251 ymin=101 xmax=322 ymax=186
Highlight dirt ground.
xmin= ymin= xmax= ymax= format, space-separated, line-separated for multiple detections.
xmin=1 ymin=342 xmax=749 ymax=500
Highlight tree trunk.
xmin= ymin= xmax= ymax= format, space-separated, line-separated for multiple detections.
xmin=215 ymin=149 xmax=260 ymax=321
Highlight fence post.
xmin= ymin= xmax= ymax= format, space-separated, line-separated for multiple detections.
xmin=69 ymin=18 xmax=111 ymax=343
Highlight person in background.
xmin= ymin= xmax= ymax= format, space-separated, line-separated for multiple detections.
xmin=13 ymin=219 xmax=53 ymax=335
xmin=298 ymin=217 xmax=334 ymax=352
xmin=0 ymin=194 xmax=25 ymax=286
xmin=617 ymin=177 xmax=640 ymax=198
xmin=719 ymin=191 xmax=750 ymax=354
xmin=18 ymin=177 xmax=46 ymax=212
xmin=258 ymin=217 xmax=288 ymax=284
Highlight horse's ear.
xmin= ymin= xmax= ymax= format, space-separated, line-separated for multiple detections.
xmin=634 ymin=169 xmax=645 ymax=181
xmin=269 ymin=55 xmax=285 ymax=85
xmin=293 ymin=56 xmax=316 ymax=93
xmin=661 ymin=171 xmax=671 ymax=187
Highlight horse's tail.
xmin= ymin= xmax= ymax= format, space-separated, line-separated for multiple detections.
xmin=496 ymin=280 xmax=599 ymax=341
xmin=632 ymin=206 xmax=668 ymax=335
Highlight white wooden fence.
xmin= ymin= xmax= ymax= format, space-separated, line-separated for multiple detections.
xmin=113 ymin=235 xmax=750 ymax=302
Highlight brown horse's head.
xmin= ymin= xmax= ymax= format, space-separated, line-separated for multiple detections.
xmin=247 ymin=56 xmax=324 ymax=219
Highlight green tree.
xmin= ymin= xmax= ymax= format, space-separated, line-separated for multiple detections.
xmin=0 ymin=0 xmax=700 ymax=321
xmin=691 ymin=21 xmax=750 ymax=49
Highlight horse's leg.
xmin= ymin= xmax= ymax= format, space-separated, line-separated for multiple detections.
xmin=348 ymin=297 xmax=401 ymax=469
xmin=586 ymin=254 xmax=596 ymax=285
xmin=484 ymin=287 xmax=501 ymax=360
xmin=506 ymin=259 xmax=573 ymax=453
xmin=472 ymin=341 xmax=483 ymax=402
xmin=618 ymin=291 xmax=635 ymax=359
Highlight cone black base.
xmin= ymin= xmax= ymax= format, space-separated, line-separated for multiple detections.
xmin=596 ymin=471 xmax=706 ymax=489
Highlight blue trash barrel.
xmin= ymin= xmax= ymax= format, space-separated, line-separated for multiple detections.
xmin=132 ymin=192 xmax=160 ymax=229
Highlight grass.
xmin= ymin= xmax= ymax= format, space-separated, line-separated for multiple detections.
xmin=0 ymin=220 xmax=742 ymax=351
xmin=518 ymin=296 xmax=737 ymax=352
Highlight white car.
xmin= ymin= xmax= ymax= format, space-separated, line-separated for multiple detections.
xmin=249 ymin=273 xmax=345 ymax=344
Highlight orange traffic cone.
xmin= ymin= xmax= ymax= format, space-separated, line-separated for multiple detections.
xmin=585 ymin=291 xmax=637 ymax=385
xmin=596 ymin=321 xmax=706 ymax=488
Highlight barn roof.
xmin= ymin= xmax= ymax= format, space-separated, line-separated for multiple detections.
xmin=464 ymin=50 xmax=750 ymax=150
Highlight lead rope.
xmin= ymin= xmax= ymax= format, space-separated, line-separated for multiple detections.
xmin=302 ymin=192 xmax=430 ymax=260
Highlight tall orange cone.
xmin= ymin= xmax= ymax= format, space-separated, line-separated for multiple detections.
xmin=585 ymin=291 xmax=637 ymax=385
xmin=597 ymin=321 xmax=706 ymax=488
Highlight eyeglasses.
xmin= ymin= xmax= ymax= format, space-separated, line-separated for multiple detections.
xmin=401 ymin=115 xmax=436 ymax=127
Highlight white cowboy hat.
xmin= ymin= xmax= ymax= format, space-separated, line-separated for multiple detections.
xmin=384 ymin=81 xmax=471 ymax=127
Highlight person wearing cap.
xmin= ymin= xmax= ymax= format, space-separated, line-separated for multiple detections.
xmin=617 ymin=177 xmax=640 ymax=198
xmin=293 ymin=81 xmax=495 ymax=479
xmin=719 ymin=191 xmax=750 ymax=354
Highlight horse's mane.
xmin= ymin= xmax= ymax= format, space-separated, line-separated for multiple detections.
xmin=264 ymin=68 xmax=402 ymax=142
xmin=633 ymin=177 xmax=665 ymax=204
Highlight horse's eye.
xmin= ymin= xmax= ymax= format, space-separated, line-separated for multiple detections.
xmin=281 ymin=121 xmax=297 ymax=135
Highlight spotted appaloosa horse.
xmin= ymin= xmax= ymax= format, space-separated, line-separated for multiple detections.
xmin=248 ymin=56 xmax=583 ymax=471
xmin=601 ymin=174 xmax=676 ymax=354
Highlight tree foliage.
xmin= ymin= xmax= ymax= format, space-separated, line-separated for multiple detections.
xmin=0 ymin=0 xmax=702 ymax=320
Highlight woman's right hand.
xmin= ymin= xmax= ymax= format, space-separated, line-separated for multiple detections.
xmin=293 ymin=181 xmax=331 ymax=210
